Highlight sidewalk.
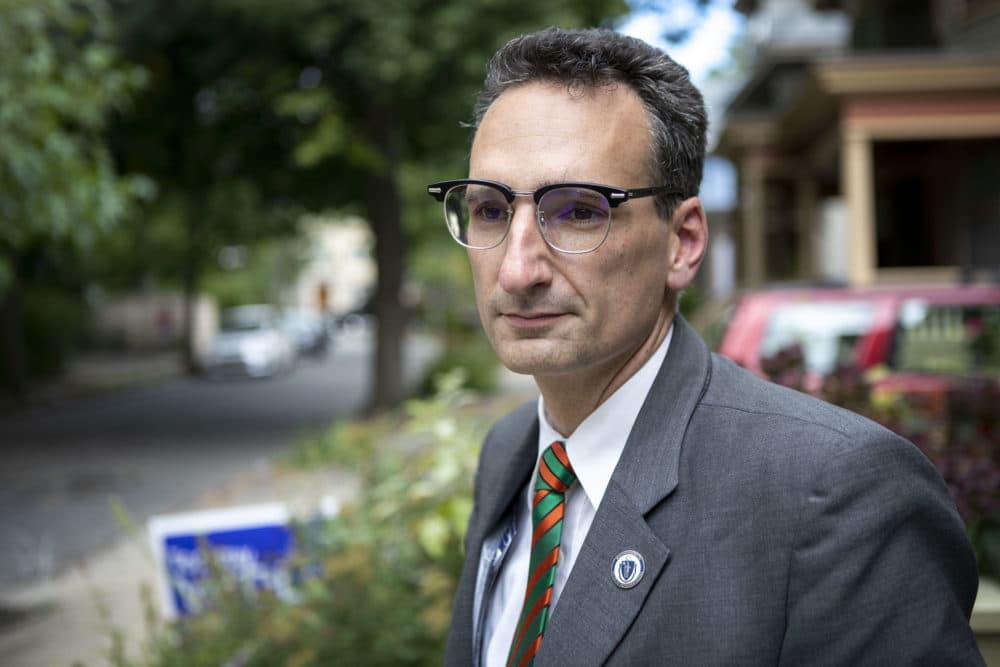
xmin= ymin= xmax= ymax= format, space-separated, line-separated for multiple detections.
xmin=3 ymin=350 xmax=183 ymax=414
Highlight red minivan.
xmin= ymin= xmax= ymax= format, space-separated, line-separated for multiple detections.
xmin=714 ymin=284 xmax=1000 ymax=395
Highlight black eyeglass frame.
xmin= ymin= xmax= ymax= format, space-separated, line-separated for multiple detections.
xmin=426 ymin=178 xmax=685 ymax=253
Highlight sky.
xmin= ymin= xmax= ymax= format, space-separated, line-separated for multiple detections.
xmin=619 ymin=1 xmax=746 ymax=85
xmin=620 ymin=0 xmax=747 ymax=193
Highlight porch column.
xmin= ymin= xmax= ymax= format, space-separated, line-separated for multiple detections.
xmin=795 ymin=174 xmax=818 ymax=280
xmin=841 ymin=128 xmax=877 ymax=286
xmin=740 ymin=153 xmax=767 ymax=287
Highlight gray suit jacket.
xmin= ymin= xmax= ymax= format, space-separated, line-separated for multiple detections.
xmin=444 ymin=316 xmax=983 ymax=666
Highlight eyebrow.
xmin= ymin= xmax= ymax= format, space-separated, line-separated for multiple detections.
xmin=474 ymin=178 xmax=605 ymax=192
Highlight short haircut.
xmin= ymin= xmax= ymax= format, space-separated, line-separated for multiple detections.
xmin=473 ymin=27 xmax=708 ymax=218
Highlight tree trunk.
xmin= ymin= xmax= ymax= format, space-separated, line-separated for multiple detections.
xmin=364 ymin=105 xmax=406 ymax=412
xmin=181 ymin=209 xmax=203 ymax=375
xmin=0 ymin=253 xmax=28 ymax=399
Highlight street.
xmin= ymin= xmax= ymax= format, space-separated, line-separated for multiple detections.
xmin=0 ymin=327 xmax=439 ymax=593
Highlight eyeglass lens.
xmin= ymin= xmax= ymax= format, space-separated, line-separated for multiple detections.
xmin=444 ymin=184 xmax=612 ymax=252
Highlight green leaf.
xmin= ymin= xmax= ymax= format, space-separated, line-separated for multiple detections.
xmin=416 ymin=515 xmax=452 ymax=559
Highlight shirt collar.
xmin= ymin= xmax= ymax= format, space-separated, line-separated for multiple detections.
xmin=536 ymin=324 xmax=673 ymax=509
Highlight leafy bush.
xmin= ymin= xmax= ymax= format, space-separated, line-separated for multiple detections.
xmin=117 ymin=370 xmax=494 ymax=667
xmin=761 ymin=345 xmax=1000 ymax=577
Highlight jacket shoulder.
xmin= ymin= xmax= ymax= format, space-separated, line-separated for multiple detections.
xmin=702 ymin=353 xmax=890 ymax=444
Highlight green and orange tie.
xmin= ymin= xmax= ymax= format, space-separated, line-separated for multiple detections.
xmin=506 ymin=440 xmax=576 ymax=667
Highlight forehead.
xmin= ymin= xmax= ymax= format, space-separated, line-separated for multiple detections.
xmin=469 ymin=82 xmax=653 ymax=187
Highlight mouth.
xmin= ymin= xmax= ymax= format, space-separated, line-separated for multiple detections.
xmin=500 ymin=311 xmax=566 ymax=329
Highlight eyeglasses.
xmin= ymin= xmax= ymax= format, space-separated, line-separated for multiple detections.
xmin=426 ymin=179 xmax=682 ymax=254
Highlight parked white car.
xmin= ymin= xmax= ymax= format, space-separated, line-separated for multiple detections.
xmin=204 ymin=305 xmax=296 ymax=378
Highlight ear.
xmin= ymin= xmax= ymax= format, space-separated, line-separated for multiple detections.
xmin=666 ymin=196 xmax=708 ymax=292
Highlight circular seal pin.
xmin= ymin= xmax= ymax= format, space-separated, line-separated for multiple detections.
xmin=612 ymin=550 xmax=645 ymax=589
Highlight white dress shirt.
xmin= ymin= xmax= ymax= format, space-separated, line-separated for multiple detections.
xmin=482 ymin=326 xmax=673 ymax=667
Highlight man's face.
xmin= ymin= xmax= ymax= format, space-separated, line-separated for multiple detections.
xmin=468 ymin=82 xmax=683 ymax=383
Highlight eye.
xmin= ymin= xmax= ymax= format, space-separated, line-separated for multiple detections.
xmin=539 ymin=187 xmax=611 ymax=228
xmin=568 ymin=205 xmax=598 ymax=221
xmin=473 ymin=201 xmax=508 ymax=223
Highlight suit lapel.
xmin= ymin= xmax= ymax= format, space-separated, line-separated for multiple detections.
xmin=472 ymin=401 xmax=539 ymax=546
xmin=614 ymin=316 xmax=712 ymax=514
xmin=447 ymin=401 xmax=538 ymax=667
xmin=536 ymin=316 xmax=712 ymax=665
xmin=536 ymin=479 xmax=670 ymax=666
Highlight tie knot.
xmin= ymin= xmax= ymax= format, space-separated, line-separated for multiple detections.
xmin=536 ymin=440 xmax=576 ymax=494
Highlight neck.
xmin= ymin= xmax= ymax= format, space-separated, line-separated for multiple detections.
xmin=536 ymin=311 xmax=675 ymax=437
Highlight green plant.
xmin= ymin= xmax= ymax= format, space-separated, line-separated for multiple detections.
xmin=289 ymin=417 xmax=396 ymax=470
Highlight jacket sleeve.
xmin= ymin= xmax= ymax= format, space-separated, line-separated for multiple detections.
xmin=778 ymin=428 xmax=984 ymax=666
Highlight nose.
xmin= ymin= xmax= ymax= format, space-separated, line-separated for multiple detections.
xmin=497 ymin=201 xmax=553 ymax=294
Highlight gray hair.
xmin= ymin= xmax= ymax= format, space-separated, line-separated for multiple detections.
xmin=472 ymin=27 xmax=707 ymax=218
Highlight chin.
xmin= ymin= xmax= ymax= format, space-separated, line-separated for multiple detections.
xmin=494 ymin=341 xmax=570 ymax=376
xmin=499 ymin=358 xmax=550 ymax=375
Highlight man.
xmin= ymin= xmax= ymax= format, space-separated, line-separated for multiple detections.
xmin=428 ymin=28 xmax=983 ymax=666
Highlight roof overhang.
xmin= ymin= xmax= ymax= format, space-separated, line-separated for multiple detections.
xmin=814 ymin=52 xmax=1000 ymax=94
xmin=716 ymin=51 xmax=1000 ymax=159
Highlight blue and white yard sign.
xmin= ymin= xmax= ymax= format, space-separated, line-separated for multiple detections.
xmin=148 ymin=503 xmax=310 ymax=619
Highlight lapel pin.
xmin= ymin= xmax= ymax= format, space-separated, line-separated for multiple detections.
xmin=612 ymin=549 xmax=645 ymax=589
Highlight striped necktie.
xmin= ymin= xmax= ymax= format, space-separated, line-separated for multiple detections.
xmin=506 ymin=440 xmax=576 ymax=667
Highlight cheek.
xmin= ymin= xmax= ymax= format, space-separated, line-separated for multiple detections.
xmin=468 ymin=255 xmax=494 ymax=292
xmin=467 ymin=259 xmax=493 ymax=320
xmin=602 ymin=241 xmax=670 ymax=317
xmin=582 ymin=249 xmax=638 ymax=314
xmin=603 ymin=236 xmax=670 ymax=291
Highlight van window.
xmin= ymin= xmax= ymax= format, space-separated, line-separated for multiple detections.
xmin=893 ymin=301 xmax=1000 ymax=376
xmin=761 ymin=301 xmax=876 ymax=375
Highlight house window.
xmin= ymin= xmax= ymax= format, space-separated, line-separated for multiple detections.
xmin=874 ymin=138 xmax=1000 ymax=272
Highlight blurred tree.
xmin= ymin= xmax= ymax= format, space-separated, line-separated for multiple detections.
xmin=109 ymin=2 xmax=308 ymax=373
xmin=109 ymin=0 xmax=628 ymax=409
xmin=0 ymin=0 xmax=147 ymax=395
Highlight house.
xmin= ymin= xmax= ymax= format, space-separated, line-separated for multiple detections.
xmin=715 ymin=0 xmax=1000 ymax=288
